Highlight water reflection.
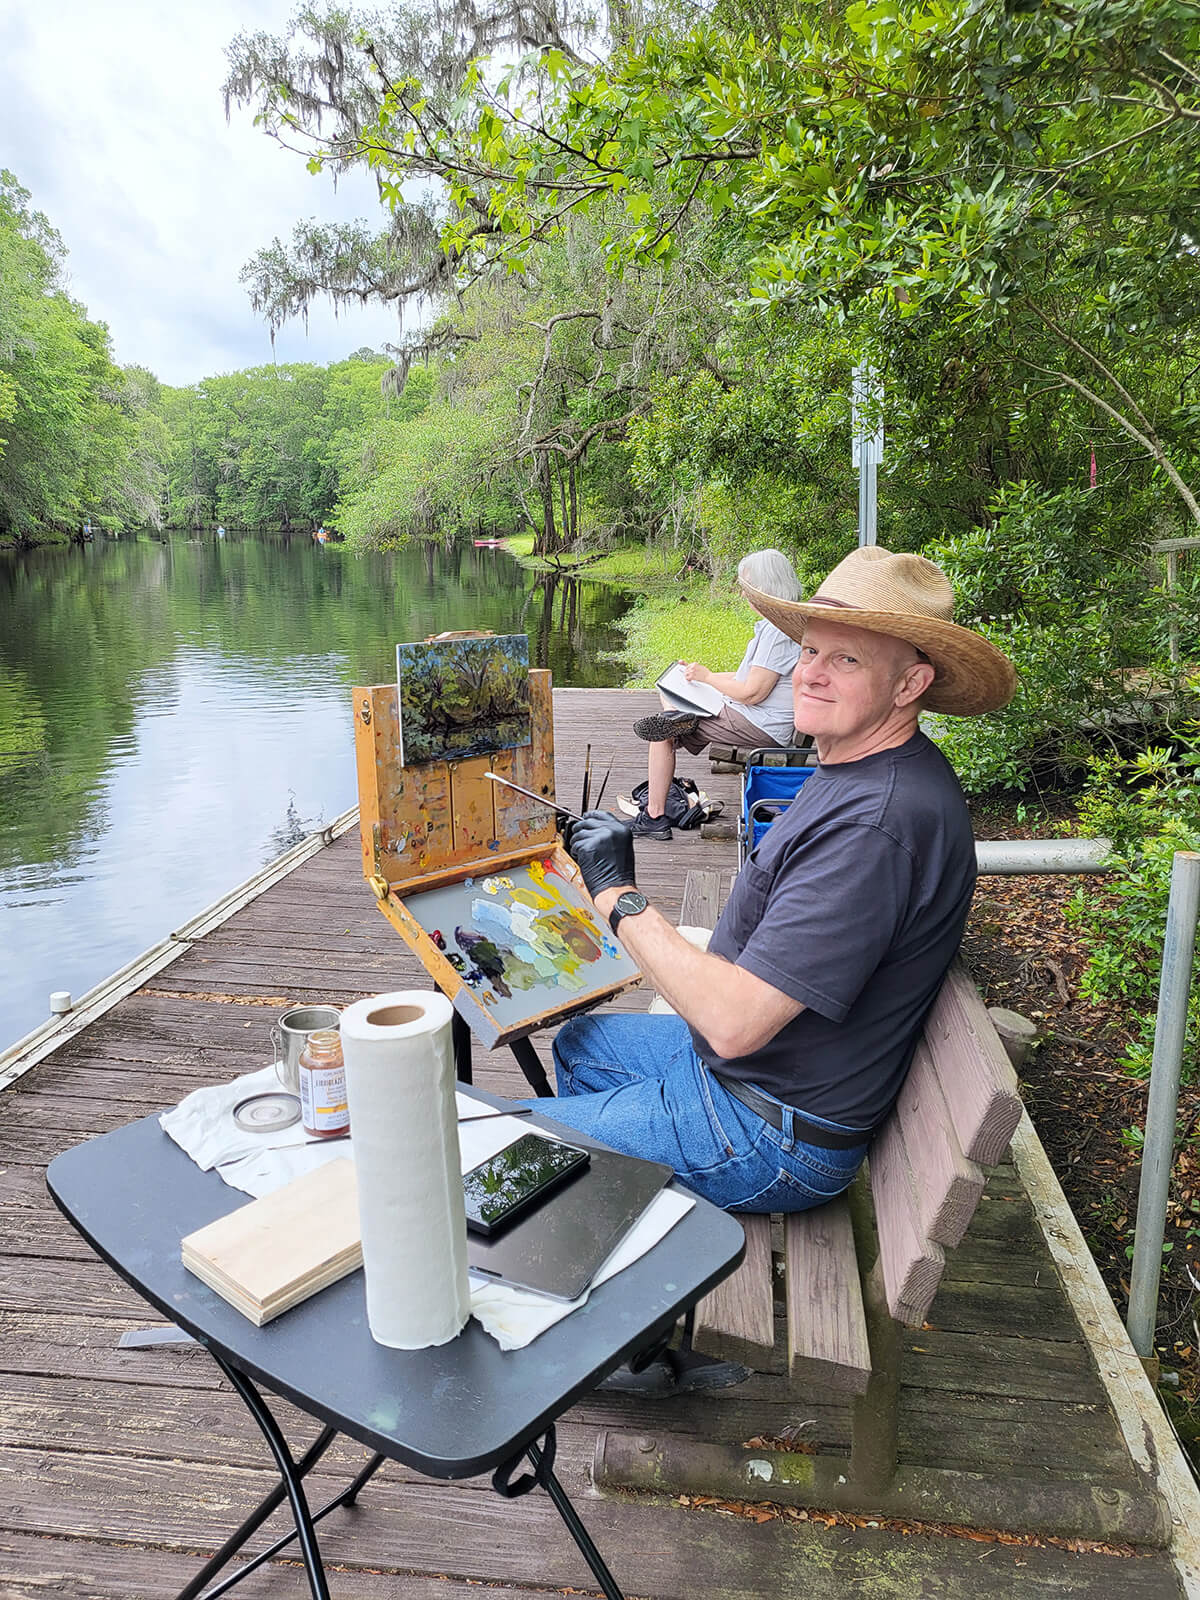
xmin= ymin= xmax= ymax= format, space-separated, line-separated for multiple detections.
xmin=0 ymin=531 xmax=631 ymax=1049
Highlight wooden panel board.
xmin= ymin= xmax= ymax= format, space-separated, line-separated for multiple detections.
xmin=894 ymin=1040 xmax=984 ymax=1248
xmin=784 ymin=1197 xmax=871 ymax=1394
xmin=180 ymin=1159 xmax=361 ymax=1324
xmin=923 ymin=961 xmax=1023 ymax=1165
xmin=353 ymin=670 xmax=556 ymax=890
xmin=691 ymin=1213 xmax=776 ymax=1367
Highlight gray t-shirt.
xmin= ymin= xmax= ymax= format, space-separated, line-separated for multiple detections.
xmin=692 ymin=731 xmax=975 ymax=1129
xmin=724 ymin=619 xmax=801 ymax=745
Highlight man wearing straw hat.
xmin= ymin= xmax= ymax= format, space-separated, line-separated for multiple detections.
xmin=551 ymin=545 xmax=1015 ymax=1229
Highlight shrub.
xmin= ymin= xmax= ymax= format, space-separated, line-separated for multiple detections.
xmin=1066 ymin=742 xmax=1200 ymax=1082
xmin=925 ymin=482 xmax=1180 ymax=794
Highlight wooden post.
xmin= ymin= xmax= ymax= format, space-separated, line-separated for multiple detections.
xmin=847 ymin=1173 xmax=900 ymax=1492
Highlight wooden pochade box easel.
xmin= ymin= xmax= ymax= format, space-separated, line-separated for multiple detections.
xmin=352 ymin=669 xmax=642 ymax=1096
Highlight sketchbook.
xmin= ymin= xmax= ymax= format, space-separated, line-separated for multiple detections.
xmin=654 ymin=662 xmax=725 ymax=718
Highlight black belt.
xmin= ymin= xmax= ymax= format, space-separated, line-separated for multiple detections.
xmin=709 ymin=1070 xmax=873 ymax=1149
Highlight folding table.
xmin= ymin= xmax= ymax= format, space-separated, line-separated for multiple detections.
xmin=46 ymin=1101 xmax=745 ymax=1600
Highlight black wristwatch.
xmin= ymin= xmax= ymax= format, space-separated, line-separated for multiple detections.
xmin=608 ymin=889 xmax=649 ymax=937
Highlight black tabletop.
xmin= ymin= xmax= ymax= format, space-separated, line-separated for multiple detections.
xmin=46 ymin=1100 xmax=744 ymax=1479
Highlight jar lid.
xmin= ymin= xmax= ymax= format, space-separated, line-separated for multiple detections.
xmin=232 ymin=1092 xmax=302 ymax=1132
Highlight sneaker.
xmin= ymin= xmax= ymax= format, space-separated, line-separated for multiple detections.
xmin=616 ymin=793 xmax=639 ymax=818
xmin=597 ymin=1349 xmax=751 ymax=1396
xmin=631 ymin=810 xmax=671 ymax=840
xmin=633 ymin=709 xmax=700 ymax=743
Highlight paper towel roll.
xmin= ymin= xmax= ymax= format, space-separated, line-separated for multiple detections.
xmin=340 ymin=990 xmax=470 ymax=1348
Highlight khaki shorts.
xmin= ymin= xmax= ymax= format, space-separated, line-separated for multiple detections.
xmin=677 ymin=702 xmax=789 ymax=755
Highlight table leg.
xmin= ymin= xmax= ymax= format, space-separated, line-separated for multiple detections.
xmin=178 ymin=1351 xmax=336 ymax=1600
xmin=495 ymin=1429 xmax=625 ymax=1600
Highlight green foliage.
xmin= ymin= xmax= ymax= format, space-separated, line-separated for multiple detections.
xmin=923 ymin=482 xmax=1179 ymax=793
xmin=617 ymin=585 xmax=768 ymax=687
xmin=1065 ymin=740 xmax=1200 ymax=1081
xmin=0 ymin=170 xmax=141 ymax=541
xmin=156 ymin=353 xmax=419 ymax=531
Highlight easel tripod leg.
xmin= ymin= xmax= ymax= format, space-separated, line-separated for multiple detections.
xmin=451 ymin=1008 xmax=473 ymax=1084
xmin=510 ymin=1035 xmax=553 ymax=1097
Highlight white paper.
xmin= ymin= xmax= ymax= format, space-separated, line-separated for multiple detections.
xmin=655 ymin=661 xmax=725 ymax=716
xmin=340 ymin=990 xmax=471 ymax=1350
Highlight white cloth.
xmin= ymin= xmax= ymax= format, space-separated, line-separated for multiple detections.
xmin=160 ymin=1068 xmax=692 ymax=1349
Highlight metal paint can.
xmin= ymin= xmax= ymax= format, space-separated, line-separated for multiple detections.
xmin=271 ymin=1003 xmax=341 ymax=1094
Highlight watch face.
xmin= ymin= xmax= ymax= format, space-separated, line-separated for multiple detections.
xmin=615 ymin=891 xmax=648 ymax=917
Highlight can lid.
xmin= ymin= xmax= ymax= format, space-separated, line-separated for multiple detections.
xmin=232 ymin=1092 xmax=302 ymax=1132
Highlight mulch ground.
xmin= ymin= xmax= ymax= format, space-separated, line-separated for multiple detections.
xmin=964 ymin=794 xmax=1200 ymax=1457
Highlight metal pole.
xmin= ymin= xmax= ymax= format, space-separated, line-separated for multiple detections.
xmin=1127 ymin=850 xmax=1200 ymax=1357
xmin=975 ymin=838 xmax=1112 ymax=875
xmin=852 ymin=364 xmax=882 ymax=547
xmin=859 ymin=457 xmax=877 ymax=547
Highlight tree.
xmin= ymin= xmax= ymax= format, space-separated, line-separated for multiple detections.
xmin=224 ymin=2 xmax=1200 ymax=535
xmin=0 ymin=170 xmax=141 ymax=541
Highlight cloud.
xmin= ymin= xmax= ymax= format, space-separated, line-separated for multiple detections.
xmin=0 ymin=0 xmax=414 ymax=384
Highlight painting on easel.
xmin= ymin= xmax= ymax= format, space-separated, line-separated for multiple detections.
xmin=401 ymin=855 xmax=638 ymax=1034
xmin=396 ymin=634 xmax=531 ymax=766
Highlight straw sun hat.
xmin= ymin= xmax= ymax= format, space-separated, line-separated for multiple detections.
xmin=741 ymin=545 xmax=1016 ymax=717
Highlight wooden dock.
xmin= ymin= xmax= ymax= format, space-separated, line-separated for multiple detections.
xmin=1 ymin=688 xmax=1196 ymax=1598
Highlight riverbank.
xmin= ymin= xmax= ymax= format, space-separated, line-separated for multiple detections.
xmin=505 ymin=533 xmax=760 ymax=685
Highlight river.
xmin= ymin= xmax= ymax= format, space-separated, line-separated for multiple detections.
xmin=0 ymin=530 xmax=632 ymax=1051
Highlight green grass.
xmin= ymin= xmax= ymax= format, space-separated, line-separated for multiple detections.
xmin=500 ymin=534 xmax=752 ymax=682
xmin=618 ymin=589 xmax=761 ymax=686
xmin=509 ymin=537 xmax=688 ymax=583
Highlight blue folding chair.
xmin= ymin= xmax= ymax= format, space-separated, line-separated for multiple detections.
xmin=737 ymin=743 xmax=817 ymax=866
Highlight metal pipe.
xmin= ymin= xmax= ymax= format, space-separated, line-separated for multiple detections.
xmin=1127 ymin=851 xmax=1200 ymax=1357
xmin=975 ymin=838 xmax=1112 ymax=875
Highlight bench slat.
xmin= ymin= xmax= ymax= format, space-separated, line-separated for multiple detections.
xmin=895 ymin=1041 xmax=984 ymax=1248
xmin=923 ymin=961 xmax=1023 ymax=1165
xmin=784 ymin=1197 xmax=871 ymax=1394
xmin=692 ymin=1213 xmax=775 ymax=1367
xmin=869 ymin=1116 xmax=946 ymax=1327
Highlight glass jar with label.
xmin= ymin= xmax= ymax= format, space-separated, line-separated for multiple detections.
xmin=297 ymin=1028 xmax=349 ymax=1138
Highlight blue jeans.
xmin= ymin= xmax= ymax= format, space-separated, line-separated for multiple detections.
xmin=526 ymin=1012 xmax=869 ymax=1212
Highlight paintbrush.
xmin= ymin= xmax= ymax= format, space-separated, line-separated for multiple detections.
xmin=264 ymin=1106 xmax=534 ymax=1151
xmin=581 ymin=742 xmax=592 ymax=811
xmin=484 ymin=770 xmax=582 ymax=821
xmin=592 ymin=750 xmax=614 ymax=810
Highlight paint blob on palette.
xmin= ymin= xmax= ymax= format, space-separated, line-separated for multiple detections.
xmin=401 ymin=859 xmax=635 ymax=1030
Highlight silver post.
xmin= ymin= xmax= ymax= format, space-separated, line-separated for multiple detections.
xmin=1127 ymin=850 xmax=1200 ymax=1357
xmin=851 ymin=364 xmax=882 ymax=547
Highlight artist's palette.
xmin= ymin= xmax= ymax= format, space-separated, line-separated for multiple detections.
xmin=401 ymin=858 xmax=636 ymax=1031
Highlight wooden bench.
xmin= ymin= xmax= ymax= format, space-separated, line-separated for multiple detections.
xmin=681 ymin=872 xmax=1022 ymax=1474
xmin=597 ymin=869 xmax=1172 ymax=1544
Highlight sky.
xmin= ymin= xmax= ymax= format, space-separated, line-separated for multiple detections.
xmin=0 ymin=1 xmax=416 ymax=385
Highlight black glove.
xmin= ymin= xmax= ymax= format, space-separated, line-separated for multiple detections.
xmin=563 ymin=809 xmax=637 ymax=900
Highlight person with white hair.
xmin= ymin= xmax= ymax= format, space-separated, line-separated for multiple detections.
xmin=626 ymin=547 xmax=805 ymax=840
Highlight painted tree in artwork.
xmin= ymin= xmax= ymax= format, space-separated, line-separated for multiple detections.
xmin=398 ymin=637 xmax=530 ymax=762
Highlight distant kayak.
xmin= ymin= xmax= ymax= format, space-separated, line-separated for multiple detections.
xmin=473 ymin=538 xmax=505 ymax=547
